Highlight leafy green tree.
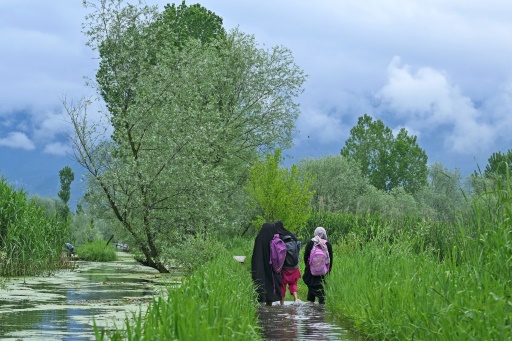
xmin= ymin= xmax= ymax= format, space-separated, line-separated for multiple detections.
xmin=159 ymin=1 xmax=226 ymax=48
xmin=483 ymin=149 xmax=512 ymax=178
xmin=245 ymin=149 xmax=315 ymax=234
xmin=388 ymin=129 xmax=428 ymax=193
xmin=58 ymin=166 xmax=74 ymax=220
xmin=341 ymin=114 xmax=428 ymax=193
xmin=30 ymin=195 xmax=66 ymax=218
xmin=296 ymin=155 xmax=369 ymax=212
xmin=66 ymin=0 xmax=306 ymax=272
xmin=414 ymin=162 xmax=467 ymax=222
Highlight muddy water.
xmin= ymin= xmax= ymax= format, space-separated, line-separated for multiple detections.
xmin=258 ymin=302 xmax=364 ymax=341
xmin=0 ymin=252 xmax=181 ymax=340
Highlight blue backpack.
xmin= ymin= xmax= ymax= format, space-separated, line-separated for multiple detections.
xmin=269 ymin=234 xmax=287 ymax=273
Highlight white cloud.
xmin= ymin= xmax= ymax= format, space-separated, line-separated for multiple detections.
xmin=0 ymin=132 xmax=35 ymax=150
xmin=294 ymin=109 xmax=344 ymax=146
xmin=0 ymin=1 xmax=94 ymax=116
xmin=33 ymin=112 xmax=73 ymax=141
xmin=43 ymin=142 xmax=71 ymax=156
xmin=376 ymin=57 xmax=495 ymax=153
xmin=482 ymin=81 xmax=512 ymax=140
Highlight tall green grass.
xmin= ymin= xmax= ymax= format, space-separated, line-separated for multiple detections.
xmin=305 ymin=208 xmax=473 ymax=264
xmin=96 ymin=247 xmax=261 ymax=340
xmin=0 ymin=178 xmax=68 ymax=276
xmin=325 ymin=174 xmax=512 ymax=339
xmin=77 ymin=240 xmax=118 ymax=262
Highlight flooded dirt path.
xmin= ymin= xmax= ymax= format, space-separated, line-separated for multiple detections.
xmin=0 ymin=252 xmax=180 ymax=340
xmin=257 ymin=302 xmax=364 ymax=340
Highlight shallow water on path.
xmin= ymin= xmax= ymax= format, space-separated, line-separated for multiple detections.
xmin=258 ymin=302 xmax=364 ymax=341
xmin=0 ymin=252 xmax=181 ymax=340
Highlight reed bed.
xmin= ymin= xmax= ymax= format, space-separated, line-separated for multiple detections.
xmin=96 ymin=247 xmax=261 ymax=340
xmin=325 ymin=177 xmax=511 ymax=340
xmin=0 ymin=178 xmax=67 ymax=277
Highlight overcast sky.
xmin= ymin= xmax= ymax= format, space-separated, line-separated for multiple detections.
xmin=1 ymin=0 xmax=512 ymax=207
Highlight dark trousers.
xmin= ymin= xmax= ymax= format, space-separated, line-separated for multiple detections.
xmin=307 ymin=285 xmax=325 ymax=304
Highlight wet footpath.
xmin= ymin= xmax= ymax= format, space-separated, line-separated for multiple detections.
xmin=0 ymin=252 xmax=178 ymax=341
xmin=258 ymin=301 xmax=365 ymax=341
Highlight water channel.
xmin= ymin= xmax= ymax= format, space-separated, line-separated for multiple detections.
xmin=0 ymin=252 xmax=177 ymax=340
xmin=258 ymin=302 xmax=364 ymax=340
xmin=1 ymin=253 xmax=363 ymax=340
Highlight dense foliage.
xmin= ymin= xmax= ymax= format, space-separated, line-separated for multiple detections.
xmin=77 ymin=240 xmax=118 ymax=262
xmin=245 ymin=149 xmax=315 ymax=234
xmin=325 ymin=172 xmax=511 ymax=340
xmin=296 ymin=155 xmax=368 ymax=212
xmin=96 ymin=244 xmax=260 ymax=340
xmin=67 ymin=0 xmax=306 ymax=272
xmin=341 ymin=114 xmax=428 ymax=193
xmin=0 ymin=178 xmax=68 ymax=276
xmin=483 ymin=148 xmax=512 ymax=178
xmin=57 ymin=166 xmax=75 ymax=220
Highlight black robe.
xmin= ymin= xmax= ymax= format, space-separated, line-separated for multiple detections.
xmin=251 ymin=222 xmax=282 ymax=303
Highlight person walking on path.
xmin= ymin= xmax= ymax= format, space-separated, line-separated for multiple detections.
xmin=251 ymin=222 xmax=282 ymax=306
xmin=302 ymin=227 xmax=333 ymax=304
xmin=274 ymin=220 xmax=302 ymax=305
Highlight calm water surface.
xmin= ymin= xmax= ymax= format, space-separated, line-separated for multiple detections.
xmin=0 ymin=252 xmax=177 ymax=340
xmin=258 ymin=302 xmax=364 ymax=341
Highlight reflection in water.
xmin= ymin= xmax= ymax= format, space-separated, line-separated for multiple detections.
xmin=258 ymin=302 xmax=362 ymax=341
xmin=0 ymin=255 xmax=172 ymax=340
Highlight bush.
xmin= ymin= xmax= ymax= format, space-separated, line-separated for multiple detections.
xmin=77 ymin=240 xmax=118 ymax=262
xmin=160 ymin=233 xmax=225 ymax=272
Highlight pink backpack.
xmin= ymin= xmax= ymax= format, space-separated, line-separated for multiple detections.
xmin=269 ymin=234 xmax=287 ymax=273
xmin=309 ymin=239 xmax=329 ymax=276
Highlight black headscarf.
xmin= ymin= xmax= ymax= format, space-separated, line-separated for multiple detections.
xmin=251 ymin=222 xmax=282 ymax=303
xmin=274 ymin=220 xmax=298 ymax=241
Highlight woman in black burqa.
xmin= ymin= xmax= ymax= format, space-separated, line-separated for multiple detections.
xmin=251 ymin=222 xmax=282 ymax=305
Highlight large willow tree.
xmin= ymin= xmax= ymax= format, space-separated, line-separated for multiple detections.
xmin=65 ymin=0 xmax=306 ymax=272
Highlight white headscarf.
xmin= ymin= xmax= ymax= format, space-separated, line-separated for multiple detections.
xmin=311 ymin=227 xmax=330 ymax=265
xmin=314 ymin=226 xmax=327 ymax=240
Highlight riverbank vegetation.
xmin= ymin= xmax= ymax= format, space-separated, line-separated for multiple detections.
xmin=78 ymin=240 xmax=118 ymax=262
xmin=321 ymin=174 xmax=511 ymax=339
xmin=0 ymin=178 xmax=67 ymax=277
xmin=95 ymin=240 xmax=260 ymax=340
